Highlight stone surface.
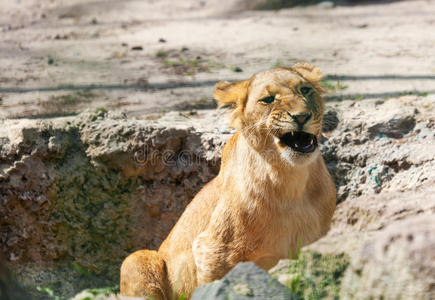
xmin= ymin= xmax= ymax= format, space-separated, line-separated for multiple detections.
xmin=0 ymin=109 xmax=231 ymax=298
xmin=321 ymin=96 xmax=435 ymax=202
xmin=191 ymin=262 xmax=294 ymax=300
xmin=340 ymin=215 xmax=435 ymax=300
xmin=0 ymin=256 xmax=32 ymax=300
xmin=1 ymin=95 xmax=434 ymax=298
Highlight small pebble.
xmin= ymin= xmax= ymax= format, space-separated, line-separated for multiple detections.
xmin=233 ymin=66 xmax=243 ymax=72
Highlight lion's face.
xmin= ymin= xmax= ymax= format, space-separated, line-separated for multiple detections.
xmin=214 ymin=63 xmax=325 ymax=166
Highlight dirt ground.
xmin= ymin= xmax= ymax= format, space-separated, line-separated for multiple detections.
xmin=1 ymin=0 xmax=434 ymax=119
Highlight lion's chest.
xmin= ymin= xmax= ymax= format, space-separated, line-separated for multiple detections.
xmin=248 ymin=196 xmax=323 ymax=268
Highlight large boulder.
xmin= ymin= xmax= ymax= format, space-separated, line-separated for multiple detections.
xmin=340 ymin=215 xmax=435 ymax=300
xmin=0 ymin=109 xmax=231 ymax=298
xmin=191 ymin=262 xmax=294 ymax=300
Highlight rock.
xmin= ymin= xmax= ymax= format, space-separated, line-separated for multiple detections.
xmin=322 ymin=110 xmax=339 ymax=132
xmin=363 ymin=97 xmax=417 ymax=139
xmin=71 ymin=289 xmax=144 ymax=300
xmin=1 ymin=95 xmax=434 ymax=299
xmin=340 ymin=215 xmax=435 ymax=300
xmin=0 ymin=109 xmax=231 ymax=299
xmin=0 ymin=256 xmax=32 ymax=300
xmin=321 ymin=96 xmax=434 ymax=201
xmin=367 ymin=115 xmax=416 ymax=139
xmin=131 ymin=46 xmax=143 ymax=51
xmin=329 ymin=187 xmax=435 ymax=238
xmin=232 ymin=66 xmax=243 ymax=72
xmin=191 ymin=262 xmax=294 ymax=300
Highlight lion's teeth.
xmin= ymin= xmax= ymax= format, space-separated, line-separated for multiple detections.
xmin=310 ymin=140 xmax=313 ymax=145
xmin=290 ymin=132 xmax=294 ymax=136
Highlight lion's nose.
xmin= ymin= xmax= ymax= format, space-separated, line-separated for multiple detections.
xmin=288 ymin=112 xmax=312 ymax=129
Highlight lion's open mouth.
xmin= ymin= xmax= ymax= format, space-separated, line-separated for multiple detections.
xmin=279 ymin=131 xmax=318 ymax=153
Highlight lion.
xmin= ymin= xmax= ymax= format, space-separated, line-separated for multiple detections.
xmin=120 ymin=62 xmax=336 ymax=299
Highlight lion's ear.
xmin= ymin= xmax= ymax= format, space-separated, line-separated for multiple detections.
xmin=214 ymin=80 xmax=249 ymax=108
xmin=291 ymin=62 xmax=323 ymax=83
xmin=214 ymin=79 xmax=249 ymax=129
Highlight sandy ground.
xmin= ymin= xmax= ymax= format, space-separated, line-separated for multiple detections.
xmin=0 ymin=0 xmax=434 ymax=119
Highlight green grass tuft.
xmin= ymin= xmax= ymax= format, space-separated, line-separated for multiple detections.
xmin=36 ymin=286 xmax=61 ymax=300
xmin=156 ymin=50 xmax=168 ymax=57
xmin=271 ymin=251 xmax=350 ymax=300
xmin=322 ymin=81 xmax=348 ymax=92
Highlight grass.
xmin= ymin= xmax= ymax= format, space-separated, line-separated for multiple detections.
xmin=271 ymin=250 xmax=350 ymax=300
xmin=149 ymin=294 xmax=187 ymax=300
xmin=37 ymin=285 xmax=119 ymax=300
xmin=71 ymin=263 xmax=92 ymax=278
xmin=161 ymin=57 xmax=208 ymax=75
xmin=353 ymin=95 xmax=363 ymax=101
xmin=155 ymin=50 xmax=168 ymax=57
xmin=36 ymin=90 xmax=97 ymax=117
xmin=257 ymin=0 xmax=335 ymax=9
xmin=322 ymin=80 xmax=348 ymax=92
xmin=335 ymin=82 xmax=348 ymax=90
xmin=404 ymin=90 xmax=429 ymax=97
xmin=37 ymin=287 xmax=61 ymax=300
xmin=11 ymin=90 xmax=98 ymax=118
xmin=155 ymin=48 xmax=223 ymax=75
xmin=78 ymin=286 xmax=118 ymax=300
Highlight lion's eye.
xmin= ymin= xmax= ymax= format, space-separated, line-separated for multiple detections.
xmin=259 ymin=95 xmax=275 ymax=104
xmin=300 ymin=86 xmax=313 ymax=97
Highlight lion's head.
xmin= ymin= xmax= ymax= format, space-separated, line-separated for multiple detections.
xmin=214 ymin=62 xmax=326 ymax=166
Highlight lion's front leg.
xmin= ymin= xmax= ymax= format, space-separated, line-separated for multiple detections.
xmin=192 ymin=230 xmax=243 ymax=286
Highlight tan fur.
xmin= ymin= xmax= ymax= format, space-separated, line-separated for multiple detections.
xmin=120 ymin=63 xmax=336 ymax=299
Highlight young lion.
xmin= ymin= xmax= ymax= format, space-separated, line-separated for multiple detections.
xmin=120 ymin=63 xmax=336 ymax=299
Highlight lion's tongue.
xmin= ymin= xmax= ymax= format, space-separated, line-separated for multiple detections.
xmin=280 ymin=132 xmax=317 ymax=153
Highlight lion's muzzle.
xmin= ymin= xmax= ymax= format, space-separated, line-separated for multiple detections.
xmin=278 ymin=131 xmax=318 ymax=153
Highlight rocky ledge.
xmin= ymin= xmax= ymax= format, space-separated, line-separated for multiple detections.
xmin=0 ymin=94 xmax=434 ymax=299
